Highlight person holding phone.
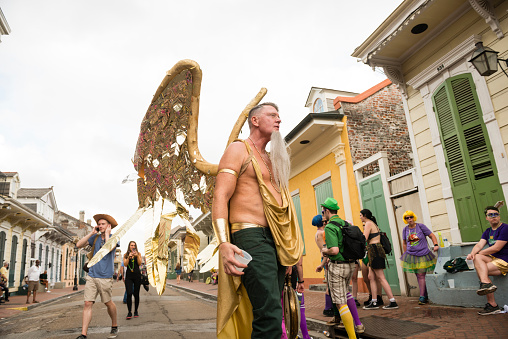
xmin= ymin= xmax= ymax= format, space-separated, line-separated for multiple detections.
xmin=75 ymin=214 xmax=119 ymax=339
xmin=123 ymin=241 xmax=142 ymax=319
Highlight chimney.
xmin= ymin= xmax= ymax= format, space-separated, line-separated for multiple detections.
xmin=79 ymin=211 xmax=85 ymax=222
xmin=87 ymin=219 xmax=92 ymax=225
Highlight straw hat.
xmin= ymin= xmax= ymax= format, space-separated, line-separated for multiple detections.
xmin=93 ymin=214 xmax=118 ymax=228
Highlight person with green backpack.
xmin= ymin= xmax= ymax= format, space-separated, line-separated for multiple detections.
xmin=318 ymin=197 xmax=365 ymax=337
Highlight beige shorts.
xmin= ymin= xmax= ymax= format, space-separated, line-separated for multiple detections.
xmin=327 ymin=261 xmax=355 ymax=305
xmin=84 ymin=276 xmax=113 ymax=303
xmin=490 ymin=256 xmax=508 ymax=275
xmin=28 ymin=281 xmax=39 ymax=292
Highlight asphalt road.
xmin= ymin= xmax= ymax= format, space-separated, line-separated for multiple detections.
xmin=0 ymin=282 xmax=217 ymax=339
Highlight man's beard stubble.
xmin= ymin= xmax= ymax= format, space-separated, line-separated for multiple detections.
xmin=269 ymin=131 xmax=291 ymax=189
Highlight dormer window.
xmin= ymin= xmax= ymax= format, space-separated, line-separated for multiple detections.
xmin=313 ymin=98 xmax=324 ymax=113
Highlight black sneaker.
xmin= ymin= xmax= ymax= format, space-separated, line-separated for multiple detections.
xmin=377 ymin=295 xmax=384 ymax=306
xmin=323 ymin=309 xmax=334 ymax=317
xmin=382 ymin=301 xmax=399 ymax=309
xmin=107 ymin=327 xmax=119 ymax=338
xmin=134 ymin=311 xmax=139 ymax=318
xmin=477 ymin=282 xmax=497 ymax=295
xmin=354 ymin=299 xmax=360 ymax=307
xmin=76 ymin=335 xmax=87 ymax=339
xmin=363 ymin=301 xmax=379 ymax=309
xmin=126 ymin=312 xmax=132 ymax=319
xmin=478 ymin=303 xmax=502 ymax=315
xmin=363 ymin=294 xmax=372 ymax=306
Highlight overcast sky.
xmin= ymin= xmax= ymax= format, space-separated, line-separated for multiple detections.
xmin=0 ymin=0 xmax=401 ymax=253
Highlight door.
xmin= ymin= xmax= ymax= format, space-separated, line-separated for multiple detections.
xmin=9 ymin=236 xmax=18 ymax=287
xmin=0 ymin=231 xmax=5 ymax=265
xmin=432 ymin=74 xmax=507 ymax=241
xmin=19 ymin=239 xmax=28 ymax=284
xmin=359 ymin=174 xmax=400 ymax=295
xmin=393 ymin=193 xmax=424 ymax=297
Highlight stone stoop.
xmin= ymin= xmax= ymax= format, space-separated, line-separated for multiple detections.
xmin=426 ymin=244 xmax=508 ymax=307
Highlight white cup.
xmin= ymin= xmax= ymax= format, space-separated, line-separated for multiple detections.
xmin=448 ymin=279 xmax=455 ymax=288
xmin=466 ymin=258 xmax=474 ymax=270
xmin=234 ymin=250 xmax=252 ymax=272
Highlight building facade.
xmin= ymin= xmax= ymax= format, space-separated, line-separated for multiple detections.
xmin=352 ymin=0 xmax=508 ymax=305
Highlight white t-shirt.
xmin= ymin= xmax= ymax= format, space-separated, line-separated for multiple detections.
xmin=27 ymin=265 xmax=41 ymax=281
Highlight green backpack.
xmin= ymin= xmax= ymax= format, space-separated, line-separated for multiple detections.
xmin=443 ymin=257 xmax=470 ymax=273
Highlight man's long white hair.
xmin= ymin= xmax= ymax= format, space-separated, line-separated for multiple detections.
xmin=270 ymin=131 xmax=291 ymax=189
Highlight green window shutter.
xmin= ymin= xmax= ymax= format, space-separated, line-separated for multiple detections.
xmin=314 ymin=178 xmax=334 ymax=212
xmin=432 ymin=74 xmax=506 ymax=241
xmin=291 ymin=194 xmax=306 ymax=255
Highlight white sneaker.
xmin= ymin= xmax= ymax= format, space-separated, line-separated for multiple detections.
xmin=46 ymin=290 xmax=51 ymax=293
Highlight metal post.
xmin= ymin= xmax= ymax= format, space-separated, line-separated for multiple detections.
xmin=73 ymin=248 xmax=78 ymax=291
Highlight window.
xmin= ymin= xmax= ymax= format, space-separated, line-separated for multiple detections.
xmin=291 ymin=194 xmax=306 ymax=255
xmin=313 ymin=98 xmax=324 ymax=113
xmin=314 ymin=178 xmax=334 ymax=213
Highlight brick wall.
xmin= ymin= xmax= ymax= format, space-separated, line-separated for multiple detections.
xmin=342 ymin=84 xmax=412 ymax=176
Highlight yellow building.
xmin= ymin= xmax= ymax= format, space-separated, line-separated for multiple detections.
xmin=352 ymin=0 xmax=508 ymax=245
xmin=287 ymin=82 xmax=412 ymax=291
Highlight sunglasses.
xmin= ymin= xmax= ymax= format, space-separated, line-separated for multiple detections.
xmin=404 ymin=216 xmax=414 ymax=220
xmin=486 ymin=213 xmax=500 ymax=218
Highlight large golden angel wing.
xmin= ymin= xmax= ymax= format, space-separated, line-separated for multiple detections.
xmin=88 ymin=60 xmax=266 ymax=294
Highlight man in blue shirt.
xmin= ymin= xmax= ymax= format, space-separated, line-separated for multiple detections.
xmin=76 ymin=214 xmax=119 ymax=339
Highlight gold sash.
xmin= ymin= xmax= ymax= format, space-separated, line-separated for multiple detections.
xmin=217 ymin=140 xmax=303 ymax=338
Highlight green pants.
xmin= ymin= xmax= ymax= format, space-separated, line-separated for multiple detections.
xmin=231 ymin=227 xmax=286 ymax=339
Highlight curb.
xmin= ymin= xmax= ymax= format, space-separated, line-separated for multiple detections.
xmin=167 ymin=283 xmax=331 ymax=333
xmin=167 ymin=283 xmax=217 ymax=302
xmin=26 ymin=289 xmax=85 ymax=311
xmin=4 ymin=289 xmax=84 ymax=313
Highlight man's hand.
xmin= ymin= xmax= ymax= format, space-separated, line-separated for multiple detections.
xmin=466 ymin=253 xmax=474 ymax=261
xmin=219 ymin=242 xmax=247 ymax=276
xmin=316 ymin=265 xmax=323 ymax=273
xmin=297 ymin=282 xmax=305 ymax=293
xmin=285 ymin=266 xmax=292 ymax=276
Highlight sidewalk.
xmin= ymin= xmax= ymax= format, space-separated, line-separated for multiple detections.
xmin=167 ymin=279 xmax=508 ymax=338
xmin=0 ymin=285 xmax=84 ymax=320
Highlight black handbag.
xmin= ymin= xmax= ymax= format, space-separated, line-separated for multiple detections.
xmin=141 ymin=274 xmax=149 ymax=291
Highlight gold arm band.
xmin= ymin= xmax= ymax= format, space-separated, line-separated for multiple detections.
xmin=212 ymin=218 xmax=230 ymax=244
xmin=217 ymin=168 xmax=239 ymax=178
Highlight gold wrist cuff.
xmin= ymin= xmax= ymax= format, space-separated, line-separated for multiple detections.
xmin=212 ymin=218 xmax=230 ymax=244
xmin=218 ymin=168 xmax=239 ymax=178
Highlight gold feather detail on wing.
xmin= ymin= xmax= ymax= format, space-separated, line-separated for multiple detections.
xmin=183 ymin=227 xmax=200 ymax=274
xmin=145 ymin=212 xmax=176 ymax=295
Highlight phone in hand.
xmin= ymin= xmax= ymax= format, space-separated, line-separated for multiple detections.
xmin=95 ymin=227 xmax=100 ymax=232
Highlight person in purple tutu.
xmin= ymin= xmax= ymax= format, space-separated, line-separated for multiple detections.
xmin=400 ymin=210 xmax=439 ymax=305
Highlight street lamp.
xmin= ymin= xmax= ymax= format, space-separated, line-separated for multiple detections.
xmin=469 ymin=41 xmax=508 ymax=77
xmin=73 ymin=247 xmax=79 ymax=291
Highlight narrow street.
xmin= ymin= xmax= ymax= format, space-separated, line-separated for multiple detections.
xmin=0 ymin=281 xmax=217 ymax=339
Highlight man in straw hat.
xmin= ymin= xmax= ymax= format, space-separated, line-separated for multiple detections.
xmin=75 ymin=214 xmax=120 ymax=339
xmin=212 ymin=102 xmax=303 ymax=338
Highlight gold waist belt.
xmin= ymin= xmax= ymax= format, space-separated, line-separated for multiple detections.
xmin=231 ymin=222 xmax=267 ymax=232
